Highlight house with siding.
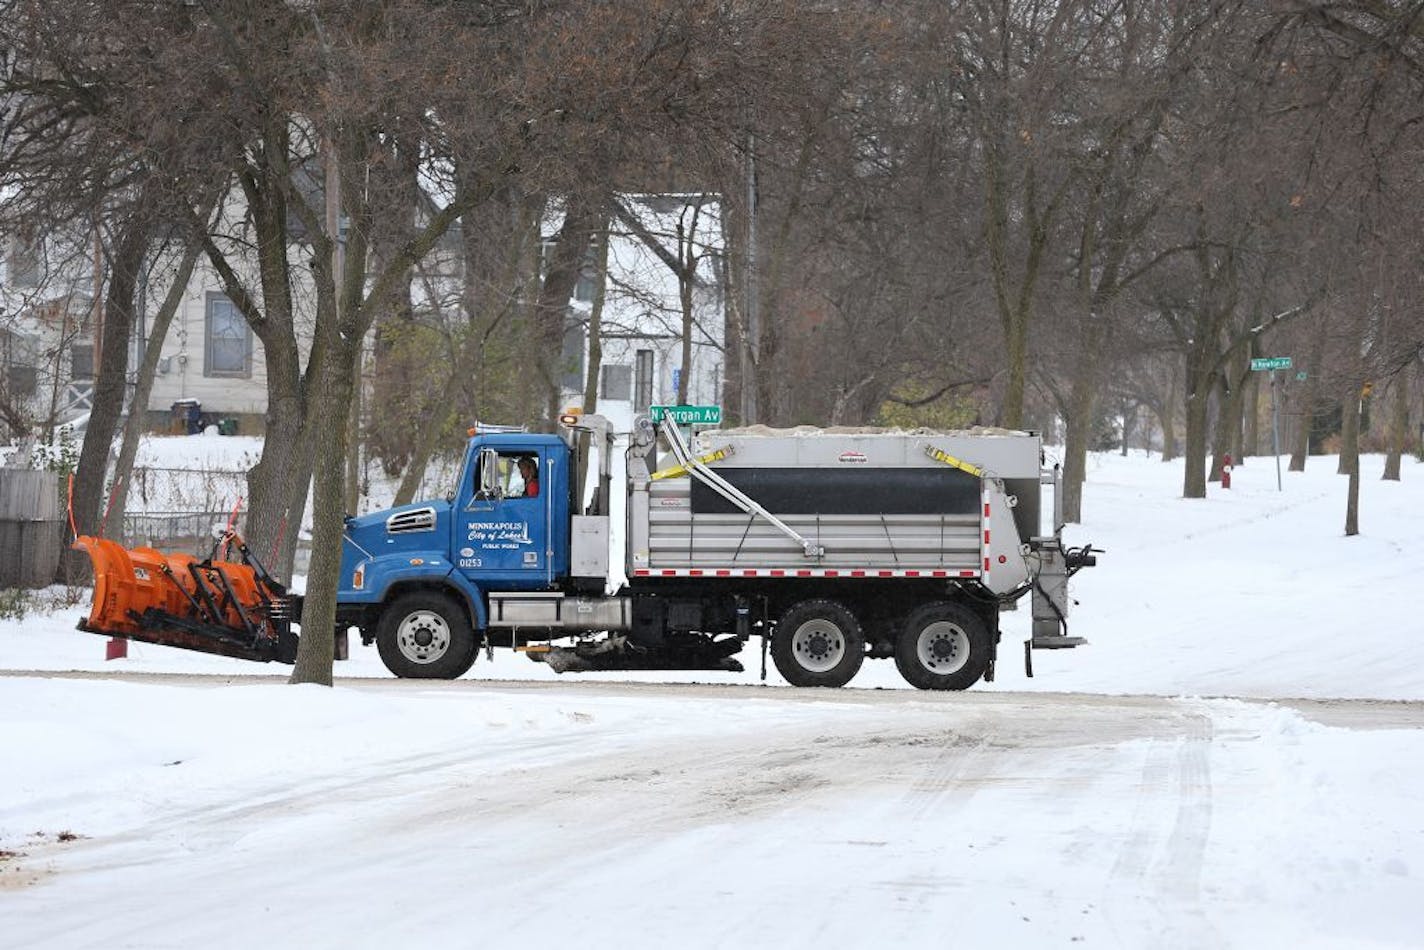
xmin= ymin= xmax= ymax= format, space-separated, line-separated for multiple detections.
xmin=558 ymin=193 xmax=725 ymax=434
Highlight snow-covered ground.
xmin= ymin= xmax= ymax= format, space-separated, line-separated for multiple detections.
xmin=2 ymin=444 xmax=1423 ymax=947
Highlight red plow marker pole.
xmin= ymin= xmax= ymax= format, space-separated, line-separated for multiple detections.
xmin=218 ymin=497 xmax=243 ymax=561
xmin=65 ymin=474 xmax=78 ymax=541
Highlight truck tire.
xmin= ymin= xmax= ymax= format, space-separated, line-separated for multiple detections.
xmin=376 ymin=591 xmax=478 ymax=679
xmin=772 ymin=599 xmax=865 ymax=688
xmin=894 ymin=601 xmax=990 ymax=691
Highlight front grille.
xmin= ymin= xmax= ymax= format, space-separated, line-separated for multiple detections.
xmin=386 ymin=507 xmax=436 ymax=534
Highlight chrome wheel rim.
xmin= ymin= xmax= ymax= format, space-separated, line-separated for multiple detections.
xmin=916 ymin=620 xmax=969 ymax=674
xmin=396 ymin=609 xmax=451 ymax=664
xmin=792 ymin=618 xmax=846 ymax=673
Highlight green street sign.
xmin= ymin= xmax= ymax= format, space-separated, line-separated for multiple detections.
xmin=650 ymin=404 xmax=722 ymax=425
xmin=1251 ymin=356 xmax=1293 ymax=371
xmin=1295 ymin=371 xmax=1307 ymax=381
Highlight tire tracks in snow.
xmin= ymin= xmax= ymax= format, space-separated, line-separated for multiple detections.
xmin=1106 ymin=707 xmax=1219 ymax=948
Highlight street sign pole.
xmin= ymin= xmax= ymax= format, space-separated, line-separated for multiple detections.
xmin=1250 ymin=357 xmax=1291 ymax=492
xmin=1270 ymin=370 xmax=1282 ymax=491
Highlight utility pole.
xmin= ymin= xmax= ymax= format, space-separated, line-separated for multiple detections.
xmin=740 ymin=127 xmax=759 ymax=425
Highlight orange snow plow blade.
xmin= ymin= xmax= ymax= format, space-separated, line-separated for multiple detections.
xmin=74 ymin=534 xmax=298 ymax=663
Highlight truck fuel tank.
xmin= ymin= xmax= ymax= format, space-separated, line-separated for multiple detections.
xmin=487 ymin=591 xmax=632 ymax=630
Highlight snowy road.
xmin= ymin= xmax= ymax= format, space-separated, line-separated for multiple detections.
xmin=5 ymin=448 xmax=1423 ymax=947
xmin=4 ymin=676 xmax=1421 ymax=949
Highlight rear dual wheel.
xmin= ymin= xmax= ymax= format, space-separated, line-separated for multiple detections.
xmin=771 ymin=600 xmax=865 ymax=688
xmin=894 ymin=601 xmax=991 ymax=691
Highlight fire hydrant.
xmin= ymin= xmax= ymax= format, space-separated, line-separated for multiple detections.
xmin=1222 ymin=452 xmax=1232 ymax=489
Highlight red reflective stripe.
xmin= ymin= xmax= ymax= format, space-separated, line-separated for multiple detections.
xmin=637 ymin=566 xmax=981 ymax=579
xmin=983 ymin=530 xmax=991 ymax=544
xmin=983 ymin=503 xmax=991 ymax=517
xmin=983 ymin=558 xmax=991 ymax=572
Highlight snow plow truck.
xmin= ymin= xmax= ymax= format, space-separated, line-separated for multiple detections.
xmin=75 ymin=414 xmax=1097 ymax=690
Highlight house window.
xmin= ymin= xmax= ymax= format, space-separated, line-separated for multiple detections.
xmin=205 ymin=293 xmax=252 ymax=377
xmin=573 ymin=264 xmax=597 ymax=303
xmin=561 ymin=325 xmax=585 ymax=391
xmin=634 ymin=349 xmax=654 ymax=411
xmin=600 ymin=365 xmax=632 ymax=402
xmin=70 ymin=343 xmax=94 ymax=380
xmin=5 ymin=237 xmax=41 ymax=288
xmin=7 ymin=364 xmax=37 ymax=398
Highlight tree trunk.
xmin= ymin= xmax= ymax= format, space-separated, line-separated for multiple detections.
xmin=1289 ymin=331 xmax=1325 ymax=472
xmin=1338 ymin=390 xmax=1360 ymax=476
xmin=290 ymin=344 xmax=356 ymax=686
xmin=677 ymin=266 xmax=693 ymax=406
xmin=1244 ymin=370 xmax=1260 ymax=458
xmin=582 ymin=223 xmax=611 ymax=414
xmin=1382 ymin=371 xmax=1408 ymax=481
xmin=227 ymin=152 xmax=311 ymax=582
xmin=1209 ymin=377 xmax=1227 ymax=483
xmin=344 ymin=345 xmax=363 ymax=514
xmin=1342 ymin=384 xmax=1361 ymax=536
xmin=67 ymin=213 xmax=149 ymax=579
xmin=1210 ymin=350 xmax=1248 ymax=481
xmin=1060 ymin=348 xmax=1100 ymax=524
xmin=244 ymin=349 xmax=309 ymax=579
xmin=1181 ymin=343 xmax=1213 ymax=498
xmin=1183 ymin=385 xmax=1210 ymax=498
xmin=1287 ymin=391 xmax=1311 ymax=471
xmin=533 ymin=197 xmax=598 ymax=421
xmin=109 ymin=238 xmax=204 ymax=535
xmin=1160 ymin=367 xmax=1178 ymax=462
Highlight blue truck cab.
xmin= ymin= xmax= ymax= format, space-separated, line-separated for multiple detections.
xmin=336 ymin=431 xmax=575 ymax=676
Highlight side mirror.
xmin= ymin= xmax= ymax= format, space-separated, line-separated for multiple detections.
xmin=478 ymin=447 xmax=503 ymax=499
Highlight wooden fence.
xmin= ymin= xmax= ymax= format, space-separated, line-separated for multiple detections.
xmin=0 ymin=469 xmax=64 ymax=588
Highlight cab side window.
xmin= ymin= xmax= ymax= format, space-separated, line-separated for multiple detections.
xmin=472 ymin=452 xmax=540 ymax=501
xmin=504 ymin=453 xmax=540 ymax=498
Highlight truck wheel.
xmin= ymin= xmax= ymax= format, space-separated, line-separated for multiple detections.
xmin=772 ymin=600 xmax=864 ymax=688
xmin=894 ymin=601 xmax=990 ymax=691
xmin=376 ymin=591 xmax=478 ymax=679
